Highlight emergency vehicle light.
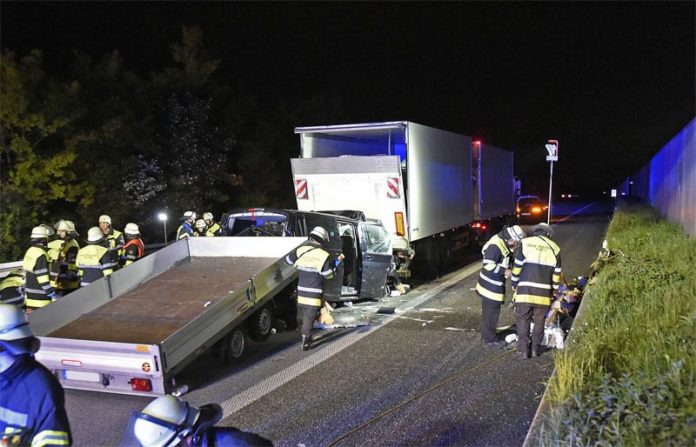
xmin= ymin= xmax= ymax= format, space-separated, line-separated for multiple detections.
xmin=130 ymin=378 xmax=152 ymax=392
xmin=394 ymin=212 xmax=405 ymax=236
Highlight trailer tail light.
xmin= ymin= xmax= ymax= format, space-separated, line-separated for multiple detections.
xmin=130 ymin=378 xmax=152 ymax=392
xmin=394 ymin=212 xmax=405 ymax=236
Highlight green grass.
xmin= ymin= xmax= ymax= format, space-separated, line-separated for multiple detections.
xmin=537 ymin=205 xmax=696 ymax=446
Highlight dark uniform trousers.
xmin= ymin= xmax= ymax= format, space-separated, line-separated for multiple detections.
xmin=515 ymin=304 xmax=547 ymax=352
xmin=481 ymin=297 xmax=502 ymax=343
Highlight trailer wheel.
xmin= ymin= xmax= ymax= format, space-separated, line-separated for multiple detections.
xmin=248 ymin=306 xmax=273 ymax=342
xmin=219 ymin=328 xmax=246 ymax=364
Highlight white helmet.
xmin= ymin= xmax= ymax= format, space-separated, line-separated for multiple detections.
xmin=203 ymin=212 xmax=214 ymax=222
xmin=55 ymin=219 xmax=69 ymax=231
xmin=505 ymin=225 xmax=526 ymax=242
xmin=30 ymin=226 xmax=51 ymax=239
xmin=183 ymin=211 xmax=196 ymax=221
xmin=65 ymin=220 xmax=79 ymax=236
xmin=309 ymin=226 xmax=329 ymax=243
xmin=531 ymin=222 xmax=553 ymax=237
xmin=125 ymin=223 xmax=140 ymax=236
xmin=194 ymin=219 xmax=207 ymax=230
xmin=128 ymin=395 xmax=201 ymax=447
xmin=0 ymin=303 xmax=40 ymax=354
xmin=87 ymin=227 xmax=105 ymax=243
xmin=99 ymin=215 xmax=112 ymax=225
xmin=39 ymin=224 xmax=55 ymax=237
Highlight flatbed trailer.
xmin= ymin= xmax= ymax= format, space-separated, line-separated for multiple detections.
xmin=29 ymin=237 xmax=305 ymax=396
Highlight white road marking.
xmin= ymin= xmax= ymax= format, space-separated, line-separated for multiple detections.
xmin=219 ymin=260 xmax=482 ymax=418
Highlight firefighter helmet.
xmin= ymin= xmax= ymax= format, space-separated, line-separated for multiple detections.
xmin=124 ymin=223 xmax=140 ymax=236
xmin=87 ymin=227 xmax=105 ymax=243
xmin=194 ymin=219 xmax=207 ymax=231
xmin=55 ymin=219 xmax=69 ymax=231
xmin=504 ymin=225 xmax=525 ymax=242
xmin=30 ymin=226 xmax=51 ymax=239
xmin=39 ymin=224 xmax=55 ymax=237
xmin=309 ymin=226 xmax=329 ymax=243
xmin=0 ymin=303 xmax=40 ymax=355
xmin=65 ymin=220 xmax=79 ymax=236
xmin=203 ymin=212 xmax=214 ymax=222
xmin=531 ymin=222 xmax=553 ymax=237
xmin=98 ymin=215 xmax=112 ymax=225
xmin=127 ymin=395 xmax=200 ymax=447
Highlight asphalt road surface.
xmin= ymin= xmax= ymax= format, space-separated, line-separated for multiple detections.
xmin=63 ymin=202 xmax=611 ymax=446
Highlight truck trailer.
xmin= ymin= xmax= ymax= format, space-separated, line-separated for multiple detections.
xmin=291 ymin=121 xmax=515 ymax=278
xmin=29 ymin=237 xmax=305 ymax=396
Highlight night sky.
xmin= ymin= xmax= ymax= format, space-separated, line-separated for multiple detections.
xmin=2 ymin=1 xmax=694 ymax=198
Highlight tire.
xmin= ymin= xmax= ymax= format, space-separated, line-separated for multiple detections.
xmin=247 ymin=306 xmax=273 ymax=342
xmin=217 ymin=328 xmax=246 ymax=364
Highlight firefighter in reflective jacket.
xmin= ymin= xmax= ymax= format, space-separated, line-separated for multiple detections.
xmin=98 ymin=215 xmax=124 ymax=268
xmin=76 ymin=227 xmax=117 ymax=287
xmin=48 ymin=220 xmax=80 ymax=296
xmin=0 ymin=269 xmax=24 ymax=307
xmin=285 ymin=226 xmax=342 ymax=351
xmin=476 ymin=225 xmax=525 ymax=348
xmin=0 ymin=304 xmax=72 ymax=446
xmin=177 ymin=211 xmax=196 ymax=240
xmin=121 ymin=223 xmax=145 ymax=267
xmin=511 ymin=222 xmax=562 ymax=358
xmin=203 ymin=212 xmax=222 ymax=237
xmin=23 ymin=226 xmax=57 ymax=311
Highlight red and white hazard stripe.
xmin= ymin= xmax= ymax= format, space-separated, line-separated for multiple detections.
xmin=295 ymin=178 xmax=308 ymax=199
xmin=387 ymin=177 xmax=400 ymax=198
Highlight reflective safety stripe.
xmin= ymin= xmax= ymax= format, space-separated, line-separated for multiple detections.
xmin=34 ymin=268 xmax=49 ymax=275
xmin=297 ymin=296 xmax=322 ymax=307
xmin=0 ymin=405 xmax=28 ymax=427
xmin=510 ymin=276 xmax=519 ymax=282
xmin=25 ymin=298 xmax=52 ymax=308
xmin=297 ymin=266 xmax=320 ymax=273
xmin=514 ymin=258 xmax=524 ymax=265
xmin=476 ymin=283 xmax=504 ymax=301
xmin=513 ymin=293 xmax=551 ymax=306
xmin=24 ymin=288 xmax=46 ymax=295
xmin=31 ymin=429 xmax=70 ymax=447
xmin=518 ymin=281 xmax=552 ymax=289
xmin=298 ymin=286 xmax=323 ymax=294
xmin=479 ymin=272 xmax=503 ymax=287
xmin=320 ymin=268 xmax=333 ymax=277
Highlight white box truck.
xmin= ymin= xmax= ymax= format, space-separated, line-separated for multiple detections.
xmin=291 ymin=121 xmax=515 ymax=278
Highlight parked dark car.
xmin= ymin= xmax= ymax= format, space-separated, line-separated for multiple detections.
xmin=516 ymin=195 xmax=549 ymax=223
xmin=221 ymin=208 xmax=392 ymax=301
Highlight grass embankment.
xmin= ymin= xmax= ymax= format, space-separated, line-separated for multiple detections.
xmin=538 ymin=205 xmax=696 ymax=446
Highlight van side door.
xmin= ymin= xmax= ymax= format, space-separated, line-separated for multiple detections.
xmin=358 ymin=222 xmax=392 ymax=299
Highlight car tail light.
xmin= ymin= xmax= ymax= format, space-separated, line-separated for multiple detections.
xmin=394 ymin=212 xmax=405 ymax=236
xmin=516 ymin=207 xmax=521 ymax=213
xmin=532 ymin=206 xmax=542 ymax=214
xmin=131 ymin=378 xmax=152 ymax=392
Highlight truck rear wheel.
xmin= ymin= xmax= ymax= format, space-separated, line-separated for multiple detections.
xmin=218 ymin=328 xmax=246 ymax=364
xmin=247 ymin=306 xmax=273 ymax=342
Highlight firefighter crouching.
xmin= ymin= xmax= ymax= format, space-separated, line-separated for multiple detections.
xmin=23 ymin=226 xmax=57 ymax=311
xmin=511 ymin=222 xmax=562 ymax=358
xmin=121 ymin=395 xmax=272 ymax=447
xmin=0 ymin=269 xmax=25 ymax=307
xmin=286 ymin=226 xmax=342 ymax=351
xmin=48 ymin=220 xmax=81 ymax=296
xmin=76 ymin=227 xmax=117 ymax=287
xmin=476 ymin=225 xmax=525 ymax=348
xmin=0 ymin=303 xmax=72 ymax=446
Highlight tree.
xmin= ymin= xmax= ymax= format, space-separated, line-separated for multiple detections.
xmin=0 ymin=50 xmax=93 ymax=261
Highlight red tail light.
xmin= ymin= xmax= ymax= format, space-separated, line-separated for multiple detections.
xmin=131 ymin=378 xmax=152 ymax=392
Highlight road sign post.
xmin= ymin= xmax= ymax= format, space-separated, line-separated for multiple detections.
xmin=545 ymin=140 xmax=559 ymax=225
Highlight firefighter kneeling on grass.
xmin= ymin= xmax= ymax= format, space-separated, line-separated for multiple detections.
xmin=285 ymin=226 xmax=343 ymax=351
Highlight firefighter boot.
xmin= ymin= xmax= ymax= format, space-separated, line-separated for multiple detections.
xmin=302 ymin=335 xmax=312 ymax=351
